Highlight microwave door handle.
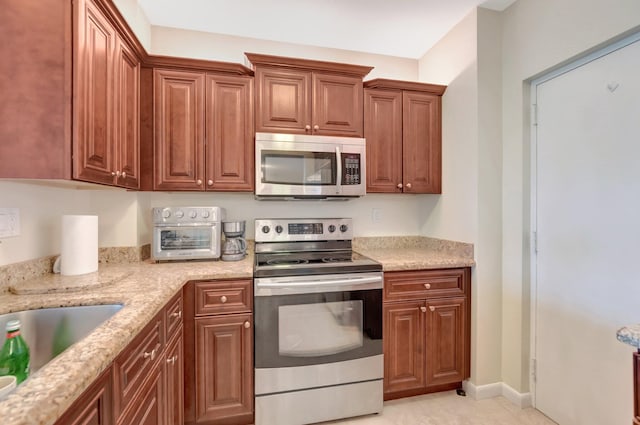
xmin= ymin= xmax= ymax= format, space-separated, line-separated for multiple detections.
xmin=335 ymin=146 xmax=342 ymax=194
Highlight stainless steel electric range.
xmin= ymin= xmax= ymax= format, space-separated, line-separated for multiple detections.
xmin=253 ymin=218 xmax=384 ymax=425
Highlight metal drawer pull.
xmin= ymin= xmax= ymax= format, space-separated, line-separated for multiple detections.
xmin=244 ymin=321 xmax=251 ymax=329
xmin=171 ymin=310 xmax=182 ymax=319
xmin=420 ymin=306 xmax=427 ymax=313
xmin=429 ymin=306 xmax=436 ymax=312
xmin=424 ymin=283 xmax=431 ymax=289
xmin=143 ymin=348 xmax=156 ymax=360
xmin=166 ymin=355 xmax=177 ymax=365
xmin=220 ymin=295 xmax=228 ymax=303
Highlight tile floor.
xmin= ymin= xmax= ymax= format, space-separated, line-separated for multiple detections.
xmin=326 ymin=391 xmax=558 ymax=425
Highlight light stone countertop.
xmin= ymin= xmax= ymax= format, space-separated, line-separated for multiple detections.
xmin=0 ymin=239 xmax=474 ymax=425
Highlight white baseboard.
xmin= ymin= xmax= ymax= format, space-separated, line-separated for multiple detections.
xmin=463 ymin=381 xmax=532 ymax=408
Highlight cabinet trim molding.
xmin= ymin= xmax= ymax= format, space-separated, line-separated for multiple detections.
xmin=364 ymin=78 xmax=447 ymax=96
xmin=245 ymin=52 xmax=373 ymax=78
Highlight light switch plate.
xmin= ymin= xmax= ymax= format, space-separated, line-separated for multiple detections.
xmin=0 ymin=208 xmax=20 ymax=238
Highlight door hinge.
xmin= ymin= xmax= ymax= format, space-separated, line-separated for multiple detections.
xmin=532 ymin=104 xmax=538 ymax=126
xmin=531 ymin=358 xmax=537 ymax=383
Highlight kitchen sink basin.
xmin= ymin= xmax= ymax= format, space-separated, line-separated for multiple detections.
xmin=0 ymin=304 xmax=123 ymax=372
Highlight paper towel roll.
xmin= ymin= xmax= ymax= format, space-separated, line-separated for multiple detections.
xmin=60 ymin=215 xmax=98 ymax=276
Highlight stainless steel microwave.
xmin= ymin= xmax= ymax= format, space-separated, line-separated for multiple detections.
xmin=255 ymin=132 xmax=366 ymax=200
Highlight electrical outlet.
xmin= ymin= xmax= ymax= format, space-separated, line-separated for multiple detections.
xmin=0 ymin=208 xmax=20 ymax=238
xmin=371 ymin=208 xmax=382 ymax=223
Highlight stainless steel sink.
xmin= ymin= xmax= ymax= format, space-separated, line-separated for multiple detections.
xmin=0 ymin=304 xmax=123 ymax=372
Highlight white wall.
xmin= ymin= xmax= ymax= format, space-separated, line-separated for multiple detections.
xmin=0 ymin=181 xmax=139 ymax=266
xmin=500 ymin=0 xmax=640 ymax=392
xmin=111 ymin=0 xmax=152 ymax=51
xmin=417 ymin=8 xmax=505 ymax=389
xmin=151 ymin=26 xmax=418 ymax=81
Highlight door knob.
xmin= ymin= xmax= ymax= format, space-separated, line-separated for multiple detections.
xmin=313 ymin=125 xmax=319 ymax=131
xmin=406 ymin=183 xmax=412 ymax=189
xmin=305 ymin=125 xmax=311 ymax=131
xmin=220 ymin=295 xmax=227 ymax=303
xmin=424 ymin=283 xmax=431 ymax=289
xmin=244 ymin=321 xmax=251 ymax=329
xmin=429 ymin=306 xmax=436 ymax=312
xmin=207 ymin=180 xmax=213 ymax=186
xmin=196 ymin=179 xmax=203 ymax=186
xmin=396 ymin=183 xmax=403 ymax=189
xmin=420 ymin=306 xmax=427 ymax=313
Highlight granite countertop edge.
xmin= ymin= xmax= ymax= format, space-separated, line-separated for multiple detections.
xmin=0 ymin=246 xmax=474 ymax=425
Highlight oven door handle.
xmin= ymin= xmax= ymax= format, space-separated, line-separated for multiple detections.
xmin=255 ymin=274 xmax=382 ymax=295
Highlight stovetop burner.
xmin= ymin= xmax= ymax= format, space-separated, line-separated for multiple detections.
xmin=266 ymin=258 xmax=310 ymax=266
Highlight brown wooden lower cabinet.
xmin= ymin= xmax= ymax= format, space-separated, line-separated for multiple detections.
xmin=165 ymin=332 xmax=184 ymax=425
xmin=383 ymin=268 xmax=471 ymax=401
xmin=184 ymin=279 xmax=254 ymax=425
xmin=119 ymin=360 xmax=165 ymax=425
xmin=54 ymin=366 xmax=114 ymax=425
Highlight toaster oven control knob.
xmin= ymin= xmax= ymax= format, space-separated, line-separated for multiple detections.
xmin=189 ymin=210 xmax=197 ymax=219
xmin=261 ymin=225 xmax=270 ymax=234
xmin=162 ymin=210 xmax=171 ymax=219
xmin=201 ymin=210 xmax=210 ymax=218
xmin=275 ymin=225 xmax=283 ymax=234
xmin=340 ymin=224 xmax=348 ymax=233
xmin=175 ymin=210 xmax=184 ymax=218
xmin=328 ymin=225 xmax=336 ymax=233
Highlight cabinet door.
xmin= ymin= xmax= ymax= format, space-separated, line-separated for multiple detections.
xmin=402 ymin=91 xmax=442 ymax=193
xmin=205 ymin=75 xmax=254 ymax=191
xmin=74 ymin=0 xmax=116 ymax=185
xmin=195 ymin=314 xmax=253 ymax=424
xmin=119 ymin=361 xmax=165 ymax=425
xmin=383 ymin=300 xmax=426 ymax=399
xmin=114 ymin=38 xmax=140 ymax=189
xmin=54 ymin=367 xmax=113 ymax=425
xmin=364 ymin=88 xmax=403 ymax=192
xmin=254 ymin=67 xmax=311 ymax=134
xmin=313 ymin=73 xmax=364 ymax=137
xmin=154 ymin=69 xmax=205 ymax=190
xmin=165 ymin=333 xmax=184 ymax=425
xmin=425 ymin=297 xmax=467 ymax=386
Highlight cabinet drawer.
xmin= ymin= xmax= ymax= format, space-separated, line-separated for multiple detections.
xmin=114 ymin=311 xmax=164 ymax=418
xmin=165 ymin=291 xmax=183 ymax=340
xmin=384 ymin=269 xmax=467 ymax=301
xmin=194 ymin=279 xmax=252 ymax=316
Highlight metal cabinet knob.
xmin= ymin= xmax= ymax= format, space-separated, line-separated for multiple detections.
xmin=397 ymin=183 xmax=403 ymax=189
xmin=220 ymin=295 xmax=227 ymax=303
xmin=406 ymin=183 xmax=412 ymax=189
xmin=429 ymin=306 xmax=436 ymax=312
xmin=143 ymin=348 xmax=156 ymax=360
xmin=111 ymin=171 xmax=117 ymax=176
xmin=424 ymin=283 xmax=431 ymax=289
xmin=207 ymin=180 xmax=213 ymax=186
xmin=244 ymin=321 xmax=251 ymax=329
xmin=121 ymin=171 xmax=126 ymax=178
xmin=313 ymin=125 xmax=319 ymax=131
xmin=420 ymin=306 xmax=427 ymax=313
xmin=171 ymin=310 xmax=182 ymax=319
xmin=305 ymin=125 xmax=311 ymax=131
xmin=166 ymin=355 xmax=177 ymax=365
xmin=196 ymin=179 xmax=203 ymax=185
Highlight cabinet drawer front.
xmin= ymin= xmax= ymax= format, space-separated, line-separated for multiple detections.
xmin=114 ymin=312 xmax=164 ymax=417
xmin=165 ymin=291 xmax=183 ymax=340
xmin=384 ymin=269 xmax=467 ymax=301
xmin=194 ymin=279 xmax=252 ymax=316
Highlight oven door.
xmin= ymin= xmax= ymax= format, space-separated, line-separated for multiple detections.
xmin=152 ymin=224 xmax=220 ymax=260
xmin=254 ymin=272 xmax=383 ymax=395
xmin=255 ymin=133 xmax=366 ymax=198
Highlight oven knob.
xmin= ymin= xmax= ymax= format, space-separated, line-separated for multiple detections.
xmin=261 ymin=225 xmax=270 ymax=234
xmin=201 ymin=210 xmax=210 ymax=218
xmin=162 ymin=210 xmax=171 ymax=219
xmin=189 ymin=210 xmax=197 ymax=219
xmin=328 ymin=225 xmax=336 ymax=233
xmin=175 ymin=210 xmax=184 ymax=218
xmin=275 ymin=225 xmax=283 ymax=234
xmin=340 ymin=224 xmax=348 ymax=233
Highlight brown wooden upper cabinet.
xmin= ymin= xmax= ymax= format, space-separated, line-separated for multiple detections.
xmin=74 ymin=0 xmax=140 ymax=188
xmin=246 ymin=53 xmax=373 ymax=137
xmin=364 ymin=79 xmax=446 ymax=194
xmin=153 ymin=69 xmax=254 ymax=191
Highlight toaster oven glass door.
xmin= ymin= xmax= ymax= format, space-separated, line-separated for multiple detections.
xmin=154 ymin=224 xmax=219 ymax=260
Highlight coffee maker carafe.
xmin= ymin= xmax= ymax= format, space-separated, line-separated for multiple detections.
xmin=221 ymin=220 xmax=247 ymax=261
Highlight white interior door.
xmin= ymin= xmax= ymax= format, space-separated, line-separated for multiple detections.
xmin=534 ymin=36 xmax=640 ymax=425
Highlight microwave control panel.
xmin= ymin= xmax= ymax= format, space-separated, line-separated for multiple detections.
xmin=342 ymin=154 xmax=361 ymax=185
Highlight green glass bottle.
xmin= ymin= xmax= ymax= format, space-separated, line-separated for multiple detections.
xmin=0 ymin=320 xmax=31 ymax=384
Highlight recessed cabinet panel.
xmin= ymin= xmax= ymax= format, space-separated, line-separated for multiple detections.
xmin=255 ymin=68 xmax=311 ymax=133
xmin=53 ymin=367 xmax=113 ymax=425
xmin=165 ymin=333 xmax=184 ymax=425
xmin=74 ymin=0 xmax=116 ymax=185
xmin=205 ymin=75 xmax=254 ymax=191
xmin=403 ymin=91 xmax=441 ymax=193
xmin=364 ymin=89 xmax=403 ymax=192
xmin=115 ymin=39 xmax=140 ymax=189
xmin=154 ymin=69 xmax=205 ymax=190
xmin=119 ymin=361 xmax=165 ymax=425
xmin=313 ymin=73 xmax=363 ymax=136
xmin=426 ymin=297 xmax=466 ymax=386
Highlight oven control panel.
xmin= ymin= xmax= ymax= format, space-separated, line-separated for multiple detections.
xmin=255 ymin=218 xmax=353 ymax=242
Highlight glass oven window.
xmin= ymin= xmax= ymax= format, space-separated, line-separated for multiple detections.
xmin=262 ymin=151 xmax=336 ymax=185
xmin=160 ymin=228 xmax=212 ymax=250
xmin=278 ymin=300 xmax=363 ymax=357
